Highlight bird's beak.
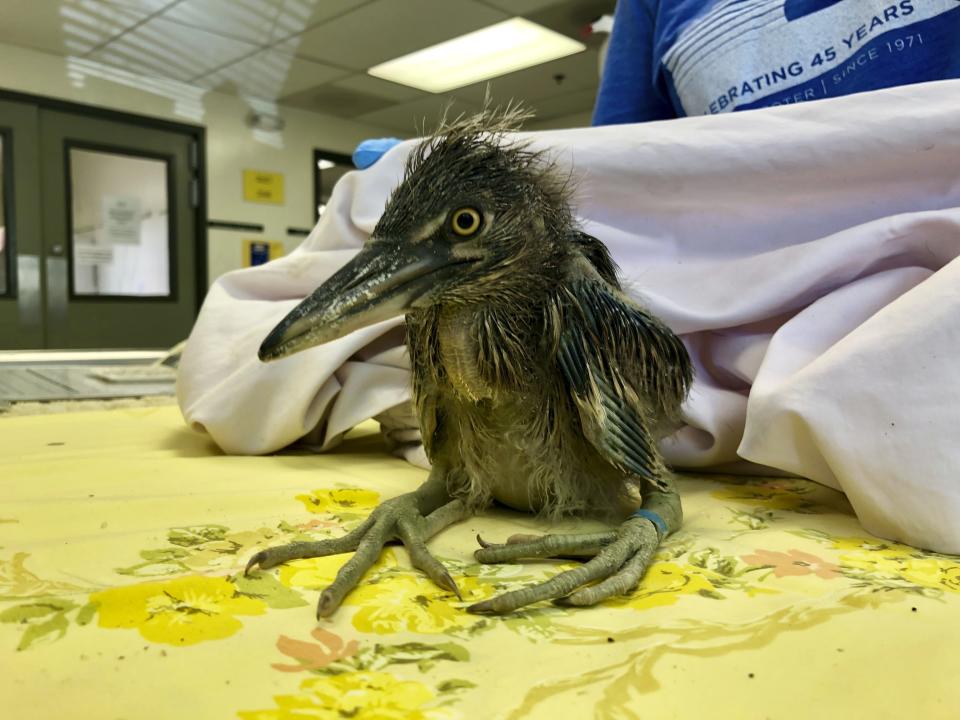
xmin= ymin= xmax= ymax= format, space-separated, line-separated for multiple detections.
xmin=259 ymin=240 xmax=471 ymax=361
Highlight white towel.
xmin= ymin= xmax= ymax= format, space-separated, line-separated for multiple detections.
xmin=177 ymin=79 xmax=960 ymax=554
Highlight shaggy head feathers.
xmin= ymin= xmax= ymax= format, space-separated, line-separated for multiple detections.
xmin=374 ymin=103 xmax=573 ymax=243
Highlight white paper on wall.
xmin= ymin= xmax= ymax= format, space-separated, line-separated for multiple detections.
xmin=102 ymin=195 xmax=142 ymax=245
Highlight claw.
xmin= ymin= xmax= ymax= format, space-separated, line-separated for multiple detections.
xmin=316 ymin=589 xmax=338 ymax=619
xmin=439 ymin=570 xmax=463 ymax=600
xmin=242 ymin=493 xmax=469 ymax=618
xmin=244 ymin=552 xmax=265 ymax=576
xmin=476 ymin=534 xmax=493 ymax=548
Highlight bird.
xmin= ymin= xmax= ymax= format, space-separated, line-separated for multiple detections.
xmin=245 ymin=105 xmax=693 ymax=617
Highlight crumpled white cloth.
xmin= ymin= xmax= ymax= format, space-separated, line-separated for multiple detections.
xmin=178 ymin=79 xmax=960 ymax=554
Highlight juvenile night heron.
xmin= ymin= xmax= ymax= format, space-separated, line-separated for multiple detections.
xmin=246 ymin=107 xmax=693 ymax=616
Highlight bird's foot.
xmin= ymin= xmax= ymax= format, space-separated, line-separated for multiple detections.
xmin=468 ymin=490 xmax=680 ymax=614
xmin=245 ymin=491 xmax=468 ymax=618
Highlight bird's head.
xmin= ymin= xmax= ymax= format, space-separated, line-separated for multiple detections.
xmin=260 ymin=105 xmax=574 ymax=361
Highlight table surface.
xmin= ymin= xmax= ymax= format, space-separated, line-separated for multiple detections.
xmin=2 ymin=406 xmax=958 ymax=719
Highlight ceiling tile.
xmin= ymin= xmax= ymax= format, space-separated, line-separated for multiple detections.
xmin=481 ymin=0 xmax=569 ymax=14
xmin=164 ymin=0 xmax=365 ymax=46
xmin=356 ymin=94 xmax=482 ymax=134
xmin=526 ymin=87 xmax=596 ymax=121
xmin=331 ymin=73 xmax=426 ymax=104
xmin=450 ymin=48 xmax=599 ymax=106
xmin=198 ymin=48 xmax=349 ymax=100
xmin=293 ymin=0 xmax=507 ymax=71
xmin=0 ymin=0 xmax=147 ymax=57
xmin=526 ymin=109 xmax=593 ymax=130
xmin=279 ymin=84 xmax=397 ymax=119
xmin=525 ymin=0 xmax=616 ymax=37
xmin=87 ymin=17 xmax=259 ymax=82
xmin=101 ymin=0 xmax=173 ymax=10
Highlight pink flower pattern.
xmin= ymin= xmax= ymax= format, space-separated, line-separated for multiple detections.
xmin=741 ymin=549 xmax=841 ymax=579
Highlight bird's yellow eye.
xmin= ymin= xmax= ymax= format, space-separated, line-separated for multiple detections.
xmin=450 ymin=207 xmax=481 ymax=236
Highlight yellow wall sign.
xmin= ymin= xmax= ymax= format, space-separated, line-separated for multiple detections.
xmin=243 ymin=240 xmax=284 ymax=267
xmin=243 ymin=170 xmax=285 ymax=204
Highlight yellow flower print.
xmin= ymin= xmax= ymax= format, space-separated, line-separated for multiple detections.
xmin=90 ymin=575 xmax=266 ymax=646
xmin=278 ymin=549 xmax=485 ymax=635
xmin=944 ymin=566 xmax=960 ymax=592
xmin=295 ymin=488 xmax=380 ymax=514
xmin=840 ymin=552 xmax=960 ymax=594
xmin=828 ymin=536 xmax=915 ymax=557
xmin=238 ymin=671 xmax=454 ymax=720
xmin=821 ymin=535 xmax=960 ymax=593
xmin=711 ymin=483 xmax=811 ymax=511
xmin=347 ymin=574 xmax=488 ymax=635
xmin=607 ymin=562 xmax=720 ymax=611
xmin=278 ymin=553 xmax=360 ymax=590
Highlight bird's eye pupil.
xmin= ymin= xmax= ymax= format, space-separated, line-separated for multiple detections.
xmin=451 ymin=208 xmax=481 ymax=236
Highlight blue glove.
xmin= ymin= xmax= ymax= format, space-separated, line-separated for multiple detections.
xmin=352 ymin=138 xmax=402 ymax=169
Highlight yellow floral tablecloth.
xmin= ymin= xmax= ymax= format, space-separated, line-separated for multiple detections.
xmin=2 ymin=406 xmax=958 ymax=719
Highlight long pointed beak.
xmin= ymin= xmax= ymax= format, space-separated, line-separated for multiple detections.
xmin=259 ymin=241 xmax=468 ymax=361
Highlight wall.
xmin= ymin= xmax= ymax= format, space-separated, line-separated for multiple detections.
xmin=527 ymin=110 xmax=593 ymax=131
xmin=0 ymin=41 xmax=395 ymax=286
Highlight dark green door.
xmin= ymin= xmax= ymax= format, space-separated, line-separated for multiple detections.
xmin=0 ymin=99 xmax=43 ymax=349
xmin=0 ymin=98 xmax=200 ymax=350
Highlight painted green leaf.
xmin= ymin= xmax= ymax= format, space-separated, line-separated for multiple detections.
xmin=377 ymin=641 xmax=470 ymax=667
xmin=168 ymin=525 xmax=230 ymax=547
xmin=0 ymin=598 xmax=77 ymax=623
xmin=141 ymin=548 xmax=192 ymax=562
xmin=17 ymin=613 xmax=69 ymax=651
xmin=730 ymin=509 xmax=773 ymax=530
xmin=115 ymin=560 xmax=190 ymax=577
xmin=233 ymin=572 xmax=308 ymax=609
xmin=698 ymin=589 xmax=726 ymax=600
xmin=75 ymin=602 xmax=98 ymax=626
xmin=503 ymin=608 xmax=560 ymax=641
xmin=198 ymin=540 xmax=239 ymax=554
xmin=2 ymin=605 xmax=59 ymax=623
xmin=115 ymin=547 xmax=193 ymax=576
xmin=437 ymin=679 xmax=477 ymax=693
xmin=689 ymin=547 xmax=742 ymax=575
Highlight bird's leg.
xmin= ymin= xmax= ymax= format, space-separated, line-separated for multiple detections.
xmin=245 ymin=466 xmax=470 ymax=618
xmin=468 ymin=475 xmax=682 ymax=614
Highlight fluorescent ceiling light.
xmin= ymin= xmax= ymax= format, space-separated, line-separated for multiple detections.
xmin=367 ymin=18 xmax=586 ymax=93
xmin=317 ymin=159 xmax=336 ymax=170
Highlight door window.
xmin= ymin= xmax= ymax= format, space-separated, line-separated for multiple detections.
xmin=68 ymin=147 xmax=171 ymax=298
xmin=314 ymin=150 xmax=353 ymax=221
xmin=0 ymin=132 xmax=8 ymax=296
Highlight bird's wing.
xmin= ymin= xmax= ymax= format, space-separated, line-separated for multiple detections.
xmin=568 ymin=230 xmax=620 ymax=288
xmin=554 ymin=276 xmax=692 ymax=487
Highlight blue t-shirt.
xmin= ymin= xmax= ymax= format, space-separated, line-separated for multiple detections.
xmin=593 ymin=0 xmax=960 ymax=124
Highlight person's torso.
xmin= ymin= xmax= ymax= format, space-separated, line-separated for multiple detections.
xmin=652 ymin=0 xmax=960 ymax=116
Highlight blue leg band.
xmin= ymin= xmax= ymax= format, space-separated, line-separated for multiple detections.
xmin=630 ymin=508 xmax=668 ymax=538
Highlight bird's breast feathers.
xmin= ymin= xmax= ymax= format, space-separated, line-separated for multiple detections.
xmin=437 ymin=305 xmax=494 ymax=402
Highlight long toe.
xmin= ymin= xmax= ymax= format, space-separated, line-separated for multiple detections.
xmin=469 ymin=513 xmax=666 ymax=614
xmin=474 ymin=531 xmax=618 ymax=563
